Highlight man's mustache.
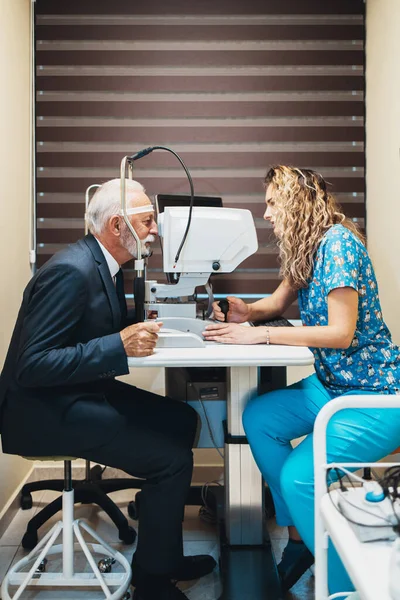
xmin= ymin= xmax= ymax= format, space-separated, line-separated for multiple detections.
xmin=143 ymin=235 xmax=155 ymax=245
xmin=140 ymin=234 xmax=156 ymax=257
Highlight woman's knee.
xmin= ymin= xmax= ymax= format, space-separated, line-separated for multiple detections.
xmin=242 ymin=396 xmax=265 ymax=436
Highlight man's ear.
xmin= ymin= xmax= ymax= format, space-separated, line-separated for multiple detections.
xmin=109 ymin=215 xmax=121 ymax=237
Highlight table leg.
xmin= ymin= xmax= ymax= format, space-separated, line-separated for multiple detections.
xmin=225 ymin=366 xmax=263 ymax=545
xmin=214 ymin=366 xmax=283 ymax=600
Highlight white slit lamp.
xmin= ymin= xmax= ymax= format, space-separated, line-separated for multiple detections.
xmin=116 ymin=148 xmax=259 ymax=348
xmin=147 ymin=205 xmax=258 ymax=347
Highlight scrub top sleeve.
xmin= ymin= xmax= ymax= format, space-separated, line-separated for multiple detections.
xmin=322 ymin=229 xmax=361 ymax=295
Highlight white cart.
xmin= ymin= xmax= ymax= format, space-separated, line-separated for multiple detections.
xmin=314 ymin=395 xmax=400 ymax=600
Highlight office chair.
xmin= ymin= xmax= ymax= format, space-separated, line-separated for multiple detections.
xmin=4 ymin=457 xmax=131 ymax=600
xmin=20 ymin=458 xmax=145 ymax=550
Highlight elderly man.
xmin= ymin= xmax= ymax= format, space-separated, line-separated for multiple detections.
xmin=0 ymin=179 xmax=215 ymax=600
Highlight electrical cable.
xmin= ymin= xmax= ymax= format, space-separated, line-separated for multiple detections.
xmin=128 ymin=145 xmax=195 ymax=267
xmin=377 ymin=466 xmax=400 ymax=531
xmin=379 ymin=466 xmax=400 ymax=501
xmin=197 ymin=397 xmax=224 ymax=460
xmin=199 ymin=478 xmax=223 ymax=525
xmin=195 ymin=397 xmax=225 ymax=523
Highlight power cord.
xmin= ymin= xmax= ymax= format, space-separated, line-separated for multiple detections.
xmin=195 ymin=398 xmax=224 ymax=524
xmin=197 ymin=397 xmax=224 ymax=460
xmin=199 ymin=478 xmax=223 ymax=525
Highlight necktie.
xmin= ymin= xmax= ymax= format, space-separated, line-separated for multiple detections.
xmin=115 ymin=269 xmax=127 ymax=324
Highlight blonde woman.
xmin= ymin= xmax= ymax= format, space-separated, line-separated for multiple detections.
xmin=203 ymin=166 xmax=400 ymax=595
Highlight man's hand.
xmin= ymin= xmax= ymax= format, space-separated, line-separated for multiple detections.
xmin=120 ymin=321 xmax=163 ymax=357
xmin=203 ymin=322 xmax=267 ymax=345
xmin=212 ymin=296 xmax=251 ymax=323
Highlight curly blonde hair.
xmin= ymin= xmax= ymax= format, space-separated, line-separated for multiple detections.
xmin=264 ymin=165 xmax=365 ymax=290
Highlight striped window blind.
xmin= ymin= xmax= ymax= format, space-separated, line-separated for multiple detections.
xmin=35 ymin=0 xmax=365 ymax=318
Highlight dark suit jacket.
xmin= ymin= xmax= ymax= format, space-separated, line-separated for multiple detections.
xmin=0 ymin=234 xmax=134 ymax=456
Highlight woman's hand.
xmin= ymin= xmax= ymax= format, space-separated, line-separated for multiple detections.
xmin=203 ymin=322 xmax=267 ymax=345
xmin=212 ymin=296 xmax=252 ymax=323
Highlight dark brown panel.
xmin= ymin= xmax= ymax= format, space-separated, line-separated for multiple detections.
xmin=36 ymin=25 xmax=364 ymax=42
xmin=37 ymin=50 xmax=364 ymax=68
xmin=37 ymin=127 xmax=364 ymax=144
xmin=211 ymin=276 xmax=281 ymax=296
xmin=37 ymin=75 xmax=364 ymax=93
xmin=215 ymin=202 xmax=365 ymax=219
xmin=37 ymin=101 xmax=365 ymax=119
xmin=137 ymin=252 xmax=283 ymax=270
xmin=37 ymin=203 xmax=86 ymax=218
xmin=36 ymin=176 xmax=364 ymax=196
xmin=36 ymin=199 xmax=365 ymax=220
xmin=35 ymin=221 xmax=359 ymax=251
xmin=35 ymin=226 xmax=274 ymax=245
xmin=37 ymin=230 xmax=85 ymax=244
xmin=36 ymin=0 xmax=364 ymax=16
xmin=36 ymin=151 xmax=365 ymax=170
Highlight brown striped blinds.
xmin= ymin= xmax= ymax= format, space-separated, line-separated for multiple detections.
xmin=35 ymin=0 xmax=365 ymax=318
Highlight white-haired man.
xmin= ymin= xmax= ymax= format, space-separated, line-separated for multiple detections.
xmin=0 ymin=179 xmax=216 ymax=600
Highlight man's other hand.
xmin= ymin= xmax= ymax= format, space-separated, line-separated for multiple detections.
xmin=120 ymin=321 xmax=163 ymax=357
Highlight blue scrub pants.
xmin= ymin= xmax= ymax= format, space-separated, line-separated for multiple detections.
xmin=242 ymin=373 xmax=400 ymax=595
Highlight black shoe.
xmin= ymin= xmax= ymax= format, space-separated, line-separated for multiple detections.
xmin=169 ymin=554 xmax=216 ymax=581
xmin=131 ymin=553 xmax=216 ymax=586
xmin=277 ymin=539 xmax=314 ymax=592
xmin=132 ymin=578 xmax=189 ymax=600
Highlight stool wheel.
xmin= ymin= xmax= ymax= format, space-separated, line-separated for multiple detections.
xmin=20 ymin=492 xmax=33 ymax=510
xmin=90 ymin=464 xmax=104 ymax=481
xmin=98 ymin=557 xmax=116 ymax=573
xmin=119 ymin=525 xmax=136 ymax=545
xmin=36 ymin=558 xmax=48 ymax=573
xmin=22 ymin=530 xmax=38 ymax=550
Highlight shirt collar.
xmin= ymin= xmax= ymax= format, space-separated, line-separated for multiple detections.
xmin=94 ymin=238 xmax=120 ymax=279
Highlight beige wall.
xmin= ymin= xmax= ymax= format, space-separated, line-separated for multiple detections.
xmin=0 ymin=0 xmax=33 ymax=515
xmin=366 ymin=0 xmax=400 ymax=344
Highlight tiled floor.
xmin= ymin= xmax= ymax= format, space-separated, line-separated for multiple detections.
xmin=0 ymin=487 xmax=314 ymax=599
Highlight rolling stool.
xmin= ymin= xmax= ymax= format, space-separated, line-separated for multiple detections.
xmin=20 ymin=458 xmax=140 ymax=550
xmin=1 ymin=457 xmax=131 ymax=600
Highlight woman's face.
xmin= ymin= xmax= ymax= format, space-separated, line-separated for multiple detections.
xmin=264 ymin=183 xmax=282 ymax=237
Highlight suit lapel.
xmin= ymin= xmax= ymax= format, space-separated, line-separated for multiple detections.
xmin=83 ymin=235 xmax=121 ymax=330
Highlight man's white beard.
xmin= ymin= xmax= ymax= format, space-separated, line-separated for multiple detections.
xmin=121 ymin=228 xmax=155 ymax=258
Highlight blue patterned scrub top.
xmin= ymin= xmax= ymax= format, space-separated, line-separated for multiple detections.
xmin=298 ymin=224 xmax=400 ymax=395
